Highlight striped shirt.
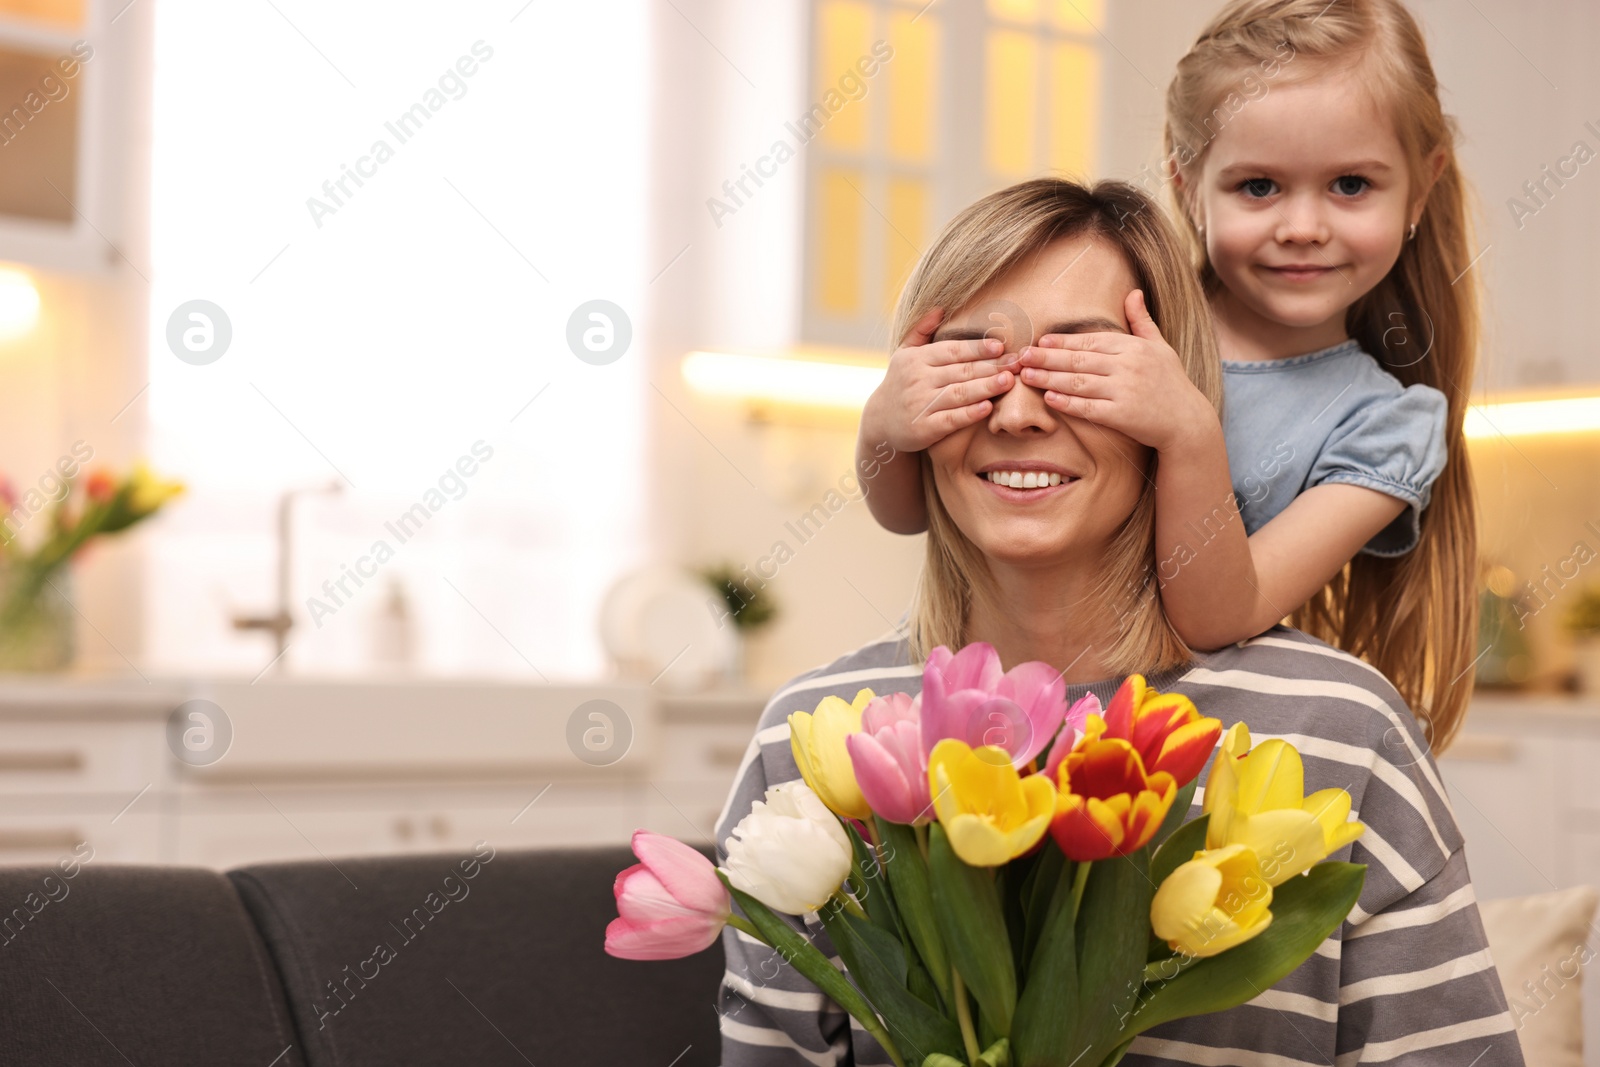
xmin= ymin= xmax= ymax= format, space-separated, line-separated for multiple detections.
xmin=714 ymin=623 xmax=1526 ymax=1067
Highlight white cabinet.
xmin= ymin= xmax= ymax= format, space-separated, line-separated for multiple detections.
xmin=1439 ymin=697 xmax=1600 ymax=1065
xmin=0 ymin=678 xmax=768 ymax=869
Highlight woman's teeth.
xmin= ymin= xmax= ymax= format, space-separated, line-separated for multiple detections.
xmin=985 ymin=470 xmax=1065 ymax=488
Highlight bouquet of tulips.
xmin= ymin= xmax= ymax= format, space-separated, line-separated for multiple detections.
xmin=605 ymin=643 xmax=1367 ymax=1067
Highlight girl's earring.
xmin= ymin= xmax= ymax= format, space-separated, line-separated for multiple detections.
xmin=1407 ymin=221 xmax=1418 ymax=241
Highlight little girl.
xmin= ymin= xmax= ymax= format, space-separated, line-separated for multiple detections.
xmin=857 ymin=0 xmax=1480 ymax=751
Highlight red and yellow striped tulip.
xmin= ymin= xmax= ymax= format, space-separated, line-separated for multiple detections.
xmin=1099 ymin=674 xmax=1221 ymax=787
xmin=1049 ymin=734 xmax=1177 ymax=862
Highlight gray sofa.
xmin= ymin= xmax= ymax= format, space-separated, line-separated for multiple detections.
xmin=0 ymin=844 xmax=723 ymax=1066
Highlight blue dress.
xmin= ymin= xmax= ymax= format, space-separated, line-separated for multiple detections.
xmin=1221 ymin=337 xmax=1448 ymax=558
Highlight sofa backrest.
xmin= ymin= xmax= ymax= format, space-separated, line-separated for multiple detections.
xmin=0 ymin=859 xmax=305 ymax=1067
xmin=229 ymin=842 xmax=725 ymax=1067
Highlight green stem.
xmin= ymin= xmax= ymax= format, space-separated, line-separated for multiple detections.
xmin=1069 ymin=859 xmax=1091 ymax=925
xmin=833 ymin=888 xmax=869 ymax=921
xmin=952 ymin=965 xmax=982 ymax=1066
xmin=914 ymin=821 xmax=930 ymax=863
xmin=726 ymin=914 xmax=764 ymax=940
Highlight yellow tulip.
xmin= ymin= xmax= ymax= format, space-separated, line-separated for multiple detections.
xmin=1151 ymin=843 xmax=1274 ymax=957
xmin=127 ymin=462 xmax=185 ymax=515
xmin=927 ymin=738 xmax=1056 ymax=867
xmin=1203 ymin=722 xmax=1365 ymax=886
xmin=789 ymin=689 xmax=876 ymax=822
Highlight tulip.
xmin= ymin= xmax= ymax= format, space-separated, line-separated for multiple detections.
xmin=126 ymin=462 xmax=185 ymax=516
xmin=721 ymin=781 xmax=854 ymax=915
xmin=919 ymin=643 xmax=1066 ymax=772
xmin=1151 ymin=843 xmax=1274 ymax=957
xmin=927 ymin=738 xmax=1056 ymax=867
xmin=605 ymin=830 xmax=731 ymax=960
xmin=84 ymin=468 xmax=116 ymax=504
xmin=1099 ymin=674 xmax=1221 ymax=787
xmin=1041 ymin=692 xmax=1100 ymax=780
xmin=789 ymin=689 xmax=876 ymax=822
xmin=846 ymin=691 xmax=934 ymax=825
xmin=1203 ymin=722 xmax=1365 ymax=886
xmin=1050 ymin=735 xmax=1176 ymax=861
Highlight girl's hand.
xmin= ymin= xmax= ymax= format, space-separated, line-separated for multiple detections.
xmin=862 ymin=307 xmax=1018 ymax=453
xmin=1016 ymin=289 xmax=1214 ymax=453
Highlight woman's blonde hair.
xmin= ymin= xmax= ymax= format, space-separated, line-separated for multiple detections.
xmin=896 ymin=177 xmax=1222 ymax=678
xmin=1163 ymin=0 xmax=1480 ymax=753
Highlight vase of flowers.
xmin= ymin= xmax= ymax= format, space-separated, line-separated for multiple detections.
xmin=0 ymin=462 xmax=184 ymax=672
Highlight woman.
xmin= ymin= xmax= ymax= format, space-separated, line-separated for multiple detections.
xmin=714 ymin=178 xmax=1523 ymax=1066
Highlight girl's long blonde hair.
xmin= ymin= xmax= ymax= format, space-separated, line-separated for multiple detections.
xmin=897 ymin=178 xmax=1223 ymax=678
xmin=1164 ymin=0 xmax=1480 ymax=753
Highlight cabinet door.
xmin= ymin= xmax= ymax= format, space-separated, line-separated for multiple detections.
xmin=1439 ymin=732 xmax=1564 ymax=900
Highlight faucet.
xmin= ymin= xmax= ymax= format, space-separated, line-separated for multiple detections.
xmin=231 ymin=480 xmax=344 ymax=671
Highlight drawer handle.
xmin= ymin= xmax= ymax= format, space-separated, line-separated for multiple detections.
xmin=708 ymin=743 xmax=747 ymax=768
xmin=0 ymin=751 xmax=85 ymax=773
xmin=0 ymin=829 xmax=85 ymax=851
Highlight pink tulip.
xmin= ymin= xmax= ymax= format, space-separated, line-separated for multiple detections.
xmin=605 ymin=830 xmax=731 ymax=960
xmin=846 ymin=692 xmax=934 ymax=825
xmin=919 ymin=643 xmax=1067 ymax=772
xmin=1043 ymin=692 xmax=1100 ymax=780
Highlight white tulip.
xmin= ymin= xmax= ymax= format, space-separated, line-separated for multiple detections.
xmin=721 ymin=780 xmax=854 ymax=916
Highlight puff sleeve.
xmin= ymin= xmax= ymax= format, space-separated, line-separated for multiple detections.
xmin=1305 ymin=382 xmax=1448 ymax=557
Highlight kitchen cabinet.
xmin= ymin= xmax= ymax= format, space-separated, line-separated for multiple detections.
xmin=1439 ymin=695 xmax=1600 ymax=1064
xmin=0 ymin=676 xmax=766 ymax=870
xmin=0 ymin=0 xmax=139 ymax=272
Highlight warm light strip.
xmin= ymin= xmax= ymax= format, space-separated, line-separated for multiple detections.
xmin=1466 ymin=396 xmax=1600 ymax=439
xmin=681 ymin=350 xmax=886 ymax=409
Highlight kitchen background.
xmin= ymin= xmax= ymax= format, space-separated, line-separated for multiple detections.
xmin=0 ymin=0 xmax=1596 ymax=1050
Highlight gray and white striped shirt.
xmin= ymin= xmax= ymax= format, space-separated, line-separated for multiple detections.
xmin=714 ymin=624 xmax=1526 ymax=1066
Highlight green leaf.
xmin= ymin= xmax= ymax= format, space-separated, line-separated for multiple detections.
xmin=716 ymin=871 xmax=905 ymax=1067
xmin=1123 ymin=862 xmax=1367 ymax=1038
xmin=921 ymin=1056 xmax=966 ymax=1067
xmin=1019 ymin=845 xmax=1065 ymax=977
xmin=1073 ymin=851 xmax=1156 ymax=1065
xmin=977 ymin=1036 xmax=1012 ymax=1066
xmin=819 ymin=905 xmax=967 ymax=1062
xmin=1009 ymin=853 xmax=1081 ymax=1067
xmin=847 ymin=820 xmax=905 ymax=942
xmin=1149 ymin=813 xmax=1209 ymax=889
xmin=928 ymin=824 xmax=1017 ymax=1038
xmin=878 ymin=818 xmax=953 ymax=1010
xmin=1150 ymin=779 xmax=1198 ymax=851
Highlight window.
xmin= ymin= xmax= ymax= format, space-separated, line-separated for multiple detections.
xmin=802 ymin=0 xmax=1103 ymax=348
xmin=145 ymin=2 xmax=648 ymax=679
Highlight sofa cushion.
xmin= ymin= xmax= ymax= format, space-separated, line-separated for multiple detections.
xmin=229 ymin=841 xmax=724 ymax=1067
xmin=1479 ymin=884 xmax=1600 ymax=1067
xmin=0 ymin=858 xmax=304 ymax=1067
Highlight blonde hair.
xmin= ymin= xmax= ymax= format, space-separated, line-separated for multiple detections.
xmin=1163 ymin=0 xmax=1481 ymax=753
xmin=896 ymin=178 xmax=1223 ymax=678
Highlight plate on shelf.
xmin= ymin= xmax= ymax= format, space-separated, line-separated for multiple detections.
xmin=599 ymin=565 xmax=734 ymax=692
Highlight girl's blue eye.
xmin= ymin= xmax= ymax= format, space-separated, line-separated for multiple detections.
xmin=1240 ymin=178 xmax=1276 ymax=198
xmin=1333 ymin=175 xmax=1369 ymax=196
